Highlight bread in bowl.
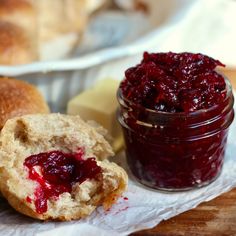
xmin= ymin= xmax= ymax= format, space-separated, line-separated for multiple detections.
xmin=0 ymin=0 xmax=108 ymax=64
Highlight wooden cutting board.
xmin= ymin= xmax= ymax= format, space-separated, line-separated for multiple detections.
xmin=131 ymin=67 xmax=236 ymax=236
xmin=132 ymin=189 xmax=236 ymax=236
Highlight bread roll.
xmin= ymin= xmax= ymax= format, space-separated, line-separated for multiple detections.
xmin=0 ymin=0 xmax=108 ymax=64
xmin=0 ymin=114 xmax=127 ymax=220
xmin=0 ymin=0 xmax=38 ymax=64
xmin=33 ymin=0 xmax=87 ymax=60
xmin=0 ymin=77 xmax=49 ymax=129
xmin=32 ymin=0 xmax=86 ymax=42
xmin=0 ymin=0 xmax=36 ymax=34
xmin=0 ymin=22 xmax=37 ymax=65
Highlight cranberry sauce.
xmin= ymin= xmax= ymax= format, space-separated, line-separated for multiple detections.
xmin=24 ymin=149 xmax=102 ymax=214
xmin=121 ymin=52 xmax=226 ymax=112
xmin=118 ymin=52 xmax=234 ymax=191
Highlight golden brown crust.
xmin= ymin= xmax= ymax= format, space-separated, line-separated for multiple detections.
xmin=0 ymin=22 xmax=37 ymax=65
xmin=0 ymin=0 xmax=38 ymax=64
xmin=0 ymin=0 xmax=33 ymax=14
xmin=0 ymin=77 xmax=49 ymax=129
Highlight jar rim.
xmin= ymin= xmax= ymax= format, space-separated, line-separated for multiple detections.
xmin=117 ymin=76 xmax=233 ymax=118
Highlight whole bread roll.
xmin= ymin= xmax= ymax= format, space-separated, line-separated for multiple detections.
xmin=0 ymin=77 xmax=49 ymax=129
xmin=0 ymin=114 xmax=127 ymax=220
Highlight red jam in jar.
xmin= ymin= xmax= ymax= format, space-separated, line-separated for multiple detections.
xmin=118 ymin=52 xmax=234 ymax=191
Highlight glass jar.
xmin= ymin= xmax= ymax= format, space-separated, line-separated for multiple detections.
xmin=117 ymin=77 xmax=234 ymax=191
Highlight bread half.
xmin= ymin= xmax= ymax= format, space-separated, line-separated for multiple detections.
xmin=0 ymin=114 xmax=127 ymax=220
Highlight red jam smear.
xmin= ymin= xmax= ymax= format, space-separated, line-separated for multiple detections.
xmin=24 ymin=150 xmax=101 ymax=214
xmin=26 ymin=196 xmax=32 ymax=203
xmin=121 ymin=52 xmax=226 ymax=112
xmin=118 ymin=52 xmax=234 ymax=190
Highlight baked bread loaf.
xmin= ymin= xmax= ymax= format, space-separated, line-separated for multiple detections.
xmin=0 ymin=0 xmax=106 ymax=64
xmin=0 ymin=114 xmax=128 ymax=220
xmin=0 ymin=77 xmax=49 ymax=129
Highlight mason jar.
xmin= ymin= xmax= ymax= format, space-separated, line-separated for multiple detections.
xmin=117 ymin=77 xmax=234 ymax=191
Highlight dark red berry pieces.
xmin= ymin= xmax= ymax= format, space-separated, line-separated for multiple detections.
xmin=24 ymin=150 xmax=101 ymax=214
xmin=121 ymin=52 xmax=226 ymax=112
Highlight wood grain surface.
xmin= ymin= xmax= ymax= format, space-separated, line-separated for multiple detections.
xmin=131 ymin=67 xmax=236 ymax=236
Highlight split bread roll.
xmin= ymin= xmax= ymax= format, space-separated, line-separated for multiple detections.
xmin=0 ymin=114 xmax=128 ymax=220
xmin=0 ymin=77 xmax=49 ymax=129
xmin=0 ymin=0 xmax=106 ymax=64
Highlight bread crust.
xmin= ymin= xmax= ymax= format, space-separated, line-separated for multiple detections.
xmin=0 ymin=77 xmax=49 ymax=128
xmin=0 ymin=0 xmax=38 ymax=64
xmin=0 ymin=22 xmax=37 ymax=65
xmin=0 ymin=0 xmax=33 ymax=13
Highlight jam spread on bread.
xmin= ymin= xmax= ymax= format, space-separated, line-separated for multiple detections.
xmin=24 ymin=149 xmax=101 ymax=214
xmin=121 ymin=52 xmax=226 ymax=112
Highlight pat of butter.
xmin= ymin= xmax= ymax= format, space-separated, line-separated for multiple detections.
xmin=67 ymin=79 xmax=123 ymax=152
